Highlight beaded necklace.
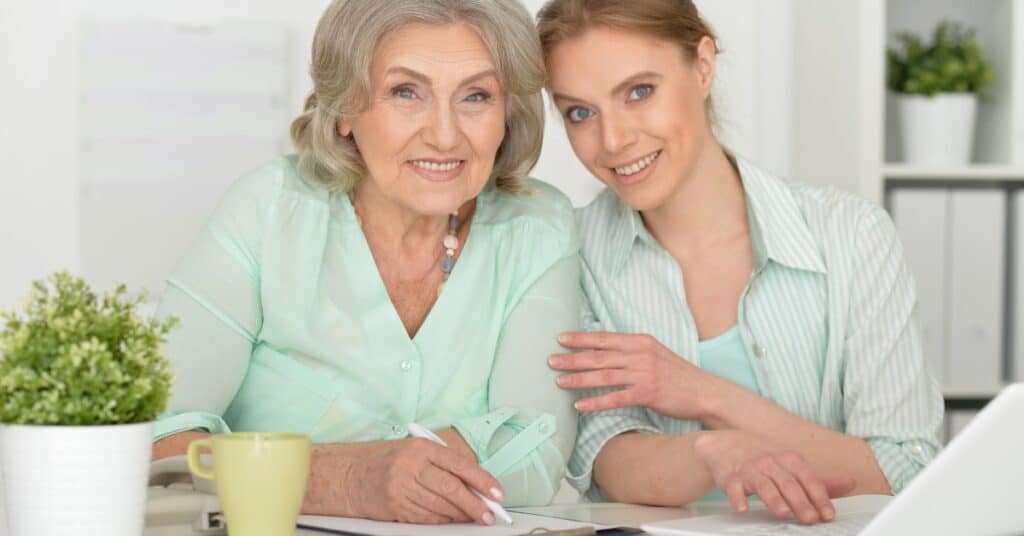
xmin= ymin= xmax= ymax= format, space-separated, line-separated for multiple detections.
xmin=351 ymin=192 xmax=462 ymax=297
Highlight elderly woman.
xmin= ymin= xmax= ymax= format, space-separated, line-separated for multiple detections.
xmin=150 ymin=0 xmax=579 ymax=525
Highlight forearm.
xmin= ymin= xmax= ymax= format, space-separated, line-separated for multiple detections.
xmin=152 ymin=431 xmax=210 ymax=461
xmin=701 ymin=380 xmax=890 ymax=495
xmin=302 ymin=428 xmax=476 ymax=515
xmin=593 ymin=431 xmax=713 ymax=506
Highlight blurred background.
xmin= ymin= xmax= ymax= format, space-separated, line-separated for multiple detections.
xmin=1 ymin=0 xmax=1023 ymax=452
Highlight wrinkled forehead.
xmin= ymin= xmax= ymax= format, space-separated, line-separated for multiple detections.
xmin=370 ymin=22 xmax=500 ymax=86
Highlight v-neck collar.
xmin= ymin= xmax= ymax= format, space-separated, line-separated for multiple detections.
xmin=337 ymin=185 xmax=491 ymax=348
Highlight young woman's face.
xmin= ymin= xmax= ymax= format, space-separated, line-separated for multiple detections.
xmin=340 ymin=22 xmax=507 ymax=216
xmin=547 ymin=26 xmax=716 ymax=211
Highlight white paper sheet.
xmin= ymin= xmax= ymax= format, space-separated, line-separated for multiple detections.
xmin=296 ymin=511 xmax=604 ymax=535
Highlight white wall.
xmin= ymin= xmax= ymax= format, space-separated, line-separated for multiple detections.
xmin=0 ymin=0 xmax=330 ymax=309
xmin=792 ymin=0 xmax=886 ymax=203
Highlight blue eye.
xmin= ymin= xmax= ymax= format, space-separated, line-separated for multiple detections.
xmin=466 ymin=91 xmax=491 ymax=103
xmin=567 ymin=107 xmax=594 ymax=123
xmin=628 ymin=84 xmax=654 ymax=101
xmin=393 ymin=86 xmax=415 ymax=99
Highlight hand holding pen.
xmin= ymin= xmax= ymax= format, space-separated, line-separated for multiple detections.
xmin=343 ymin=424 xmax=507 ymax=525
xmin=407 ymin=423 xmax=514 ymax=525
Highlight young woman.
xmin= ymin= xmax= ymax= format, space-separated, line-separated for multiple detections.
xmin=537 ymin=0 xmax=942 ymax=525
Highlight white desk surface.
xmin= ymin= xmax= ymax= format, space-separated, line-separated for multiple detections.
xmin=141 ymin=489 xmax=744 ymax=535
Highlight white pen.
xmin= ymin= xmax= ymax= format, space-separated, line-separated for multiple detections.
xmin=406 ymin=422 xmax=514 ymax=525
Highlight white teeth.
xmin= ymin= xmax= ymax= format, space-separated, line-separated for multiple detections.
xmin=412 ymin=160 xmax=461 ymax=172
xmin=615 ymin=151 xmax=659 ymax=176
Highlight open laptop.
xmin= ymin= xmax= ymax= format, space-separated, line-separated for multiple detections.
xmin=642 ymin=382 xmax=1024 ymax=535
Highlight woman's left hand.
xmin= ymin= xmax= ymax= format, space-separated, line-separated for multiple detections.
xmin=550 ymin=331 xmax=723 ymax=420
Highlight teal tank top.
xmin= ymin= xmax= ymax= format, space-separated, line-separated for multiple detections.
xmin=696 ymin=326 xmax=761 ymax=502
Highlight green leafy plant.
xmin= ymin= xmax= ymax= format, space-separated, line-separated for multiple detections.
xmin=887 ymin=20 xmax=994 ymax=96
xmin=0 ymin=271 xmax=177 ymax=425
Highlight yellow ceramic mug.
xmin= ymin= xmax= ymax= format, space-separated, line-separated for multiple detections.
xmin=187 ymin=432 xmax=311 ymax=536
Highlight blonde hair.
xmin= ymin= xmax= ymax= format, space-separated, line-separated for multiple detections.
xmin=290 ymin=0 xmax=545 ymax=193
xmin=537 ymin=0 xmax=719 ymax=119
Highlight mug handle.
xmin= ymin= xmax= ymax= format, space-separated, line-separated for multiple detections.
xmin=186 ymin=438 xmax=215 ymax=481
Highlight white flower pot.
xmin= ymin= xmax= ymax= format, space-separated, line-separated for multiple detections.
xmin=0 ymin=422 xmax=153 ymax=536
xmin=897 ymin=92 xmax=978 ymax=165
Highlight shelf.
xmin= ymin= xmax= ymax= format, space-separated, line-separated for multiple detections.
xmin=884 ymin=164 xmax=1024 ymax=181
xmin=942 ymin=385 xmax=1008 ymax=400
xmin=942 ymin=385 xmax=1008 ymax=410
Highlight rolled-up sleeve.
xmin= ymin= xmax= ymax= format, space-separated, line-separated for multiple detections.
xmin=153 ymin=166 xmax=281 ymax=441
xmin=565 ymin=260 xmax=659 ymax=501
xmin=452 ymin=255 xmax=581 ymax=507
xmin=842 ymin=206 xmax=944 ymax=493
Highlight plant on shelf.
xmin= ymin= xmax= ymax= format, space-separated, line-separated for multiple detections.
xmin=887 ymin=20 xmax=994 ymax=96
xmin=0 ymin=271 xmax=177 ymax=536
xmin=886 ymin=20 xmax=995 ymax=165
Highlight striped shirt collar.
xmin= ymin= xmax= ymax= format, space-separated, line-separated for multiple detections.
xmin=600 ymin=155 xmax=827 ymax=275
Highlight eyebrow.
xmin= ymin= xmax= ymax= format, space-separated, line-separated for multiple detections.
xmin=384 ymin=66 xmax=499 ymax=87
xmin=552 ymin=70 xmax=663 ymax=105
xmin=611 ymin=71 xmax=662 ymax=95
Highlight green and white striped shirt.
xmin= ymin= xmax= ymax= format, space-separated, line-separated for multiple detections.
xmin=568 ymin=157 xmax=943 ymax=500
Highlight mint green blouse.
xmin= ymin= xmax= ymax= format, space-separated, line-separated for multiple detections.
xmin=153 ymin=156 xmax=581 ymax=506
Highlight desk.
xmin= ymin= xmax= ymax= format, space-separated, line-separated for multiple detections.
xmin=143 ymin=484 xmax=739 ymax=536
xmin=514 ymin=502 xmax=740 ymax=527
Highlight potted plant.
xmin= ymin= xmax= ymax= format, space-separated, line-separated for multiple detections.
xmin=0 ymin=272 xmax=176 ymax=536
xmin=887 ymin=20 xmax=995 ymax=165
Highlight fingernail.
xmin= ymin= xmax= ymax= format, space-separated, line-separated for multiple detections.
xmin=558 ymin=333 xmax=570 ymax=344
xmin=548 ymin=356 xmax=564 ymax=367
xmin=482 ymin=512 xmax=495 ymax=525
xmin=781 ymin=507 xmax=791 ymax=517
xmin=823 ymin=506 xmax=835 ymax=521
xmin=556 ymin=376 xmax=567 ymax=386
xmin=574 ymin=401 xmax=584 ymax=411
xmin=490 ymin=487 xmax=504 ymax=501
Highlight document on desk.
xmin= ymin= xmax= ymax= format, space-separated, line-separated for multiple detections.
xmin=297 ymin=511 xmax=604 ymax=535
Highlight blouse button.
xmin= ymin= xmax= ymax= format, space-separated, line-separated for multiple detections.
xmin=392 ymin=424 xmax=405 ymax=435
xmin=753 ymin=344 xmax=768 ymax=359
xmin=400 ymin=360 xmax=413 ymax=371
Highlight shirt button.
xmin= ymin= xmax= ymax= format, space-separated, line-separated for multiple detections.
xmin=392 ymin=424 xmax=405 ymax=435
xmin=400 ymin=360 xmax=413 ymax=371
xmin=753 ymin=344 xmax=767 ymax=359
xmin=910 ymin=443 xmax=923 ymax=455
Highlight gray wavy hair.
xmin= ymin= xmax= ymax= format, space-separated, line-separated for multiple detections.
xmin=290 ymin=0 xmax=545 ymax=193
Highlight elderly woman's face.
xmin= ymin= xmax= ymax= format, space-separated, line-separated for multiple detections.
xmin=340 ymin=22 xmax=507 ymax=215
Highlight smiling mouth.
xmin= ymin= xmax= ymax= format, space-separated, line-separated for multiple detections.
xmin=410 ymin=159 xmax=463 ymax=172
xmin=612 ymin=150 xmax=661 ymax=176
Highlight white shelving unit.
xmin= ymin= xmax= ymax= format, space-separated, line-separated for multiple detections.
xmin=793 ymin=0 xmax=1024 ymax=441
xmin=793 ymin=0 xmax=1024 ymax=203
xmin=883 ymin=0 xmax=1024 ymax=168
xmin=884 ymin=164 xmax=1024 ymax=181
